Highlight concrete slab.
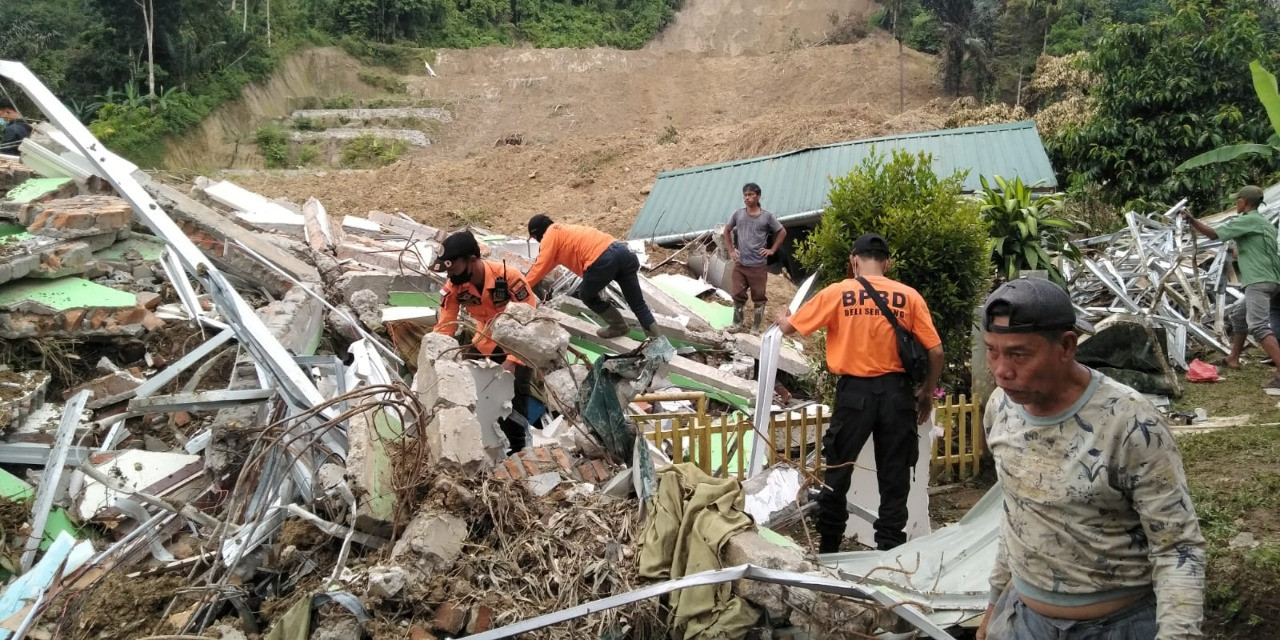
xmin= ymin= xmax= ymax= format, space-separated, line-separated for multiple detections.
xmin=5 ymin=177 xmax=73 ymax=204
xmin=0 ymin=277 xmax=137 ymax=311
xmin=93 ymin=236 xmax=166 ymax=262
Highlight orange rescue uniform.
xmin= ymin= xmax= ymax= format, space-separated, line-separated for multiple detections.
xmin=788 ymin=275 xmax=941 ymax=377
xmin=434 ymin=260 xmax=538 ymax=361
xmin=525 ymin=223 xmax=615 ymax=287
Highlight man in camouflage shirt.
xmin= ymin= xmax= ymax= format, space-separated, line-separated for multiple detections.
xmin=977 ymin=278 xmax=1205 ymax=640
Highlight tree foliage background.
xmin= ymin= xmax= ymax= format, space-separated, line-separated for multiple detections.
xmin=0 ymin=0 xmax=682 ymax=164
xmin=1048 ymin=0 xmax=1280 ymax=212
xmin=797 ymin=150 xmax=990 ymax=381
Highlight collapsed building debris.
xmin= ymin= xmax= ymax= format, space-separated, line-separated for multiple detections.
xmin=0 ymin=58 xmax=986 ymax=640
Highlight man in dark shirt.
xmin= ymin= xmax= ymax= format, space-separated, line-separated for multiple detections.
xmin=0 ymin=104 xmax=33 ymax=156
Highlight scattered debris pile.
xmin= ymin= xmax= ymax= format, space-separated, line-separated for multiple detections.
xmin=0 ymin=60 xmax=979 ymax=640
xmin=1065 ymin=195 xmax=1280 ymax=394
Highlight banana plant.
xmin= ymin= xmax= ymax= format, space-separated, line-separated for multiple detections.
xmin=1176 ymin=60 xmax=1280 ymax=171
xmin=976 ymin=175 xmax=1081 ymax=286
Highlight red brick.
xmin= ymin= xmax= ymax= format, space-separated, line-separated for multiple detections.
xmin=520 ymin=455 xmax=539 ymax=476
xmin=502 ymin=458 xmax=524 ymax=479
xmin=551 ymin=448 xmax=574 ymax=473
xmin=591 ymin=460 xmax=610 ymax=483
xmin=467 ymin=605 xmax=494 ymax=634
xmin=494 ymin=466 xmax=512 ymax=480
xmin=533 ymin=446 xmax=553 ymax=464
xmin=433 ymin=602 xmax=466 ymax=634
xmin=409 ymin=625 xmax=437 ymax=640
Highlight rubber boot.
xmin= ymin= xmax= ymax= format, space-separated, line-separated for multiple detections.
xmin=642 ymin=323 xmax=660 ymax=338
xmin=730 ymin=304 xmax=746 ymax=332
xmin=596 ymin=307 xmax=630 ymax=339
xmin=752 ymin=306 xmax=766 ymax=333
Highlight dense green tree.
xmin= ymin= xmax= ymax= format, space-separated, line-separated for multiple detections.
xmin=797 ymin=150 xmax=990 ymax=378
xmin=1050 ymin=0 xmax=1280 ymax=211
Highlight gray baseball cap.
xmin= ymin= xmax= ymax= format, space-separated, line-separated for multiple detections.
xmin=1235 ymin=185 xmax=1265 ymax=206
xmin=982 ymin=277 xmax=1094 ymax=334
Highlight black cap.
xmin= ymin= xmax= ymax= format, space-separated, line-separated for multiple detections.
xmin=983 ymin=277 xmax=1094 ymax=334
xmin=528 ymin=214 xmax=554 ymax=242
xmin=851 ymin=233 xmax=890 ymax=256
xmin=431 ymin=231 xmax=481 ymax=272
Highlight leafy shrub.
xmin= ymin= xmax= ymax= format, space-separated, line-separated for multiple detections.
xmin=340 ymin=38 xmax=433 ymax=73
xmin=797 ymin=149 xmax=991 ymax=380
xmin=357 ymin=69 xmax=408 ymax=94
xmin=297 ymin=143 xmax=321 ymax=166
xmin=292 ymin=116 xmax=320 ymax=131
xmin=340 ymin=135 xmax=407 ymax=168
xmin=321 ymin=93 xmax=356 ymax=109
xmin=974 ymin=175 xmax=1080 ymax=286
xmin=253 ymin=123 xmax=290 ymax=168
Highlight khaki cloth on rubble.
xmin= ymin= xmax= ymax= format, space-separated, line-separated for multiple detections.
xmin=638 ymin=463 xmax=760 ymax=639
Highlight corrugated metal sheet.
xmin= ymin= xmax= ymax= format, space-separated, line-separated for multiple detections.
xmin=628 ymin=121 xmax=1058 ymax=243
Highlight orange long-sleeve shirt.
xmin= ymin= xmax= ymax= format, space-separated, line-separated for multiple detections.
xmin=524 ymin=223 xmax=615 ymax=287
xmin=434 ymin=260 xmax=538 ymax=360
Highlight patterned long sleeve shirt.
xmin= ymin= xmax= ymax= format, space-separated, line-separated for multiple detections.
xmin=984 ymin=369 xmax=1205 ymax=639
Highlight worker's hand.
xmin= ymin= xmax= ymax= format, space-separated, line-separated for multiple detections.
xmin=730 ymin=248 xmax=740 ymax=262
xmin=775 ymin=308 xmax=792 ymax=324
xmin=915 ymin=387 xmax=935 ymax=425
xmin=759 ymin=247 xmax=775 ymax=258
xmin=501 ymin=358 xmax=518 ymax=373
xmin=976 ymin=604 xmax=995 ymax=640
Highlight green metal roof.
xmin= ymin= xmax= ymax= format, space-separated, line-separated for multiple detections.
xmin=627 ymin=121 xmax=1058 ymax=243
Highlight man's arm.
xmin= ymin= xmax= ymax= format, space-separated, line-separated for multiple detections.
xmin=761 ymin=225 xmax=787 ymax=258
xmin=433 ymin=291 xmax=460 ymax=337
xmin=978 ymin=402 xmax=1011 ymax=640
xmin=524 ymin=230 xmax=559 ymax=287
xmin=723 ymin=214 xmax=740 ymax=263
xmin=915 ymin=345 xmax=944 ymax=424
xmin=1124 ymin=401 xmax=1206 ymax=639
xmin=1181 ymin=210 xmax=1218 ymax=240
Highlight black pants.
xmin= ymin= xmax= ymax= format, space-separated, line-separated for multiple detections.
xmin=817 ymin=373 xmax=918 ymax=550
xmin=463 ymin=346 xmax=534 ymax=454
xmin=578 ymin=243 xmax=657 ymax=328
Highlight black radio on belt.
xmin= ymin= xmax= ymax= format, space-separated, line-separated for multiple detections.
xmin=491 ymin=260 xmax=510 ymax=305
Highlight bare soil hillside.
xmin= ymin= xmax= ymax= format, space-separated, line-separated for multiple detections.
xmin=235 ymin=4 xmax=945 ymax=238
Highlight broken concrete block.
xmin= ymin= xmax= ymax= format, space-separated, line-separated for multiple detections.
xmin=469 ymin=359 xmax=515 ymax=441
xmin=25 ymin=195 xmax=132 ymax=239
xmin=488 ymin=302 xmax=569 ymax=370
xmin=302 ymin=197 xmax=342 ymax=252
xmin=417 ymin=359 xmax=478 ymax=412
xmin=137 ymin=175 xmax=318 ymax=294
xmin=135 ymin=291 xmax=161 ymax=311
xmin=311 ymin=618 xmax=359 ymax=640
xmin=348 ymin=288 xmax=382 ymax=330
xmin=418 ymin=332 xmax=460 ymax=363
xmin=346 ymin=403 xmax=402 ymax=537
xmin=341 ymin=215 xmax=382 ymax=237
xmin=525 ymin=472 xmax=562 ymax=497
xmin=543 ymin=365 xmax=588 ymax=413
xmin=367 ymin=565 xmax=409 ymax=599
xmin=390 ymin=509 xmax=468 ymax=572
xmin=425 ymin=405 xmax=499 ymax=472
xmin=66 ymin=370 xmax=145 ymax=410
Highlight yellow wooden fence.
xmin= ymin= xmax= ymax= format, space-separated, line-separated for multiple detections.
xmin=632 ymin=392 xmax=984 ymax=481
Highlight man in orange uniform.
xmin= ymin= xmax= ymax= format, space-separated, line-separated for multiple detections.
xmin=525 ymin=215 xmax=657 ymax=339
xmin=778 ymin=233 xmax=944 ymax=553
xmin=432 ymin=231 xmax=538 ymax=453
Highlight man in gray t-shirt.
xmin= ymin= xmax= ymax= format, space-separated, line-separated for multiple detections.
xmin=723 ymin=182 xmax=786 ymax=332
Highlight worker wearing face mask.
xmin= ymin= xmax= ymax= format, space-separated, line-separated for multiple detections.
xmin=431 ymin=230 xmax=539 ymax=453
